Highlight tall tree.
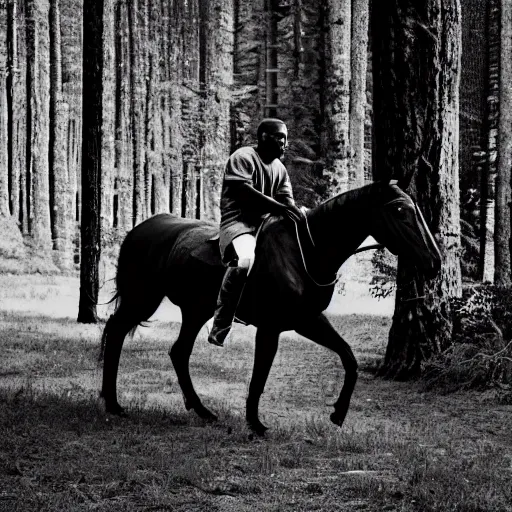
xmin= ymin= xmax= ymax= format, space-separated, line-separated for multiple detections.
xmin=61 ymin=0 xmax=83 ymax=241
xmin=181 ymin=0 xmax=200 ymax=219
xmin=348 ymin=0 xmax=369 ymax=189
xmin=264 ymin=0 xmax=278 ymax=118
xmin=495 ymin=0 xmax=512 ymax=286
xmin=152 ymin=0 xmax=170 ymax=215
xmin=26 ymin=0 xmax=52 ymax=249
xmin=50 ymin=0 xmax=72 ymax=269
xmin=115 ymin=0 xmax=134 ymax=232
xmin=169 ymin=0 xmax=184 ymax=216
xmin=101 ymin=0 xmax=115 ymax=234
xmin=480 ymin=0 xmax=499 ymax=282
xmin=372 ymin=0 xmax=462 ymax=378
xmin=128 ymin=0 xmax=146 ymax=225
xmin=7 ymin=0 xmax=26 ymax=226
xmin=201 ymin=0 xmax=234 ymax=222
xmin=14 ymin=1 xmax=29 ymax=233
xmin=322 ymin=0 xmax=351 ymax=195
xmin=0 ymin=2 xmax=9 ymax=216
xmin=78 ymin=0 xmax=103 ymax=323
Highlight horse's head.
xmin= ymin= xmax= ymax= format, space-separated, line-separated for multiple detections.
xmin=371 ymin=182 xmax=441 ymax=280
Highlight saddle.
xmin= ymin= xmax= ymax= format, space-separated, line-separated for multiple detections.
xmin=190 ymin=215 xmax=335 ymax=327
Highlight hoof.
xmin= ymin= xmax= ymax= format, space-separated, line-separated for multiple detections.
xmin=247 ymin=418 xmax=268 ymax=437
xmin=330 ymin=412 xmax=345 ymax=427
xmin=186 ymin=400 xmax=218 ymax=422
xmin=105 ymin=402 xmax=127 ymax=417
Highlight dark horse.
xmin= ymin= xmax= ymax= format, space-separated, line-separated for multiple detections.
xmin=100 ymin=181 xmax=441 ymax=435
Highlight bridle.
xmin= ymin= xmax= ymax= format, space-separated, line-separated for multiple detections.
xmin=294 ymin=193 xmax=437 ymax=301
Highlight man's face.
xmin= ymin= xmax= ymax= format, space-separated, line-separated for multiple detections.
xmin=262 ymin=124 xmax=288 ymax=159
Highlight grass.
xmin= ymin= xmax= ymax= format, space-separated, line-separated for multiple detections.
xmin=0 ymin=275 xmax=511 ymax=511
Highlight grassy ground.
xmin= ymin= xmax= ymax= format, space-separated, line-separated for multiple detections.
xmin=0 ymin=275 xmax=511 ymax=511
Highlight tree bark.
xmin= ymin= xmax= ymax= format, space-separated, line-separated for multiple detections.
xmin=168 ymin=0 xmax=184 ymax=216
xmin=128 ymin=0 xmax=146 ymax=225
xmin=0 ymin=3 xmax=9 ymax=216
xmin=348 ymin=0 xmax=369 ymax=189
xmin=322 ymin=0 xmax=351 ymax=195
xmin=26 ymin=0 xmax=52 ymax=249
xmin=50 ymin=0 xmax=72 ymax=269
xmin=264 ymin=0 xmax=278 ymax=118
xmin=480 ymin=0 xmax=499 ymax=282
xmin=7 ymin=0 xmax=26 ymax=226
xmin=372 ymin=0 xmax=462 ymax=379
xmin=495 ymin=0 xmax=512 ymax=286
xmin=101 ymin=0 xmax=115 ymax=235
xmin=200 ymin=0 xmax=234 ymax=222
xmin=153 ymin=0 xmax=170 ymax=215
xmin=78 ymin=0 xmax=103 ymax=323
xmin=115 ymin=0 xmax=134 ymax=232
xmin=61 ymin=0 xmax=83 ymax=244
xmin=181 ymin=0 xmax=200 ymax=219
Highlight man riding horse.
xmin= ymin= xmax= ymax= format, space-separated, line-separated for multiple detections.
xmin=208 ymin=118 xmax=304 ymax=347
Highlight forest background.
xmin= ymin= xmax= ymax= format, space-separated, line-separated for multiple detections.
xmin=0 ymin=0 xmax=508 ymax=381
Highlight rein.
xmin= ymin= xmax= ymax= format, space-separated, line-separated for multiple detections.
xmin=294 ymin=217 xmax=384 ymax=288
xmin=294 ymin=218 xmax=339 ymax=287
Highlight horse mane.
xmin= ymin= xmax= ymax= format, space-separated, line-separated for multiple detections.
xmin=310 ymin=181 xmax=393 ymax=221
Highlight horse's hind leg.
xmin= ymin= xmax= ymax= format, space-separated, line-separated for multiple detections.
xmin=169 ymin=306 xmax=217 ymax=422
xmin=100 ymin=297 xmax=162 ymax=415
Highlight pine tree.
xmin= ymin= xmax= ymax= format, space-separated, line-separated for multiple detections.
xmin=372 ymin=0 xmax=462 ymax=378
xmin=78 ymin=0 xmax=104 ymax=323
xmin=495 ymin=0 xmax=512 ymax=286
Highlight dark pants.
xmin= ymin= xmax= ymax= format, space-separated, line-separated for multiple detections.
xmin=208 ymin=266 xmax=249 ymax=347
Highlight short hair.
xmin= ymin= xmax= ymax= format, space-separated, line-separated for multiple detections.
xmin=257 ymin=118 xmax=287 ymax=141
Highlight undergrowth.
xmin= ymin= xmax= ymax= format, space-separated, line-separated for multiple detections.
xmin=422 ymin=285 xmax=512 ymax=400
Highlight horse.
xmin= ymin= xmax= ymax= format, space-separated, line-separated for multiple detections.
xmin=99 ymin=180 xmax=441 ymax=435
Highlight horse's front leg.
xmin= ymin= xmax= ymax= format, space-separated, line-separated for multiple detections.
xmin=246 ymin=327 xmax=280 ymax=436
xmin=294 ymin=313 xmax=358 ymax=428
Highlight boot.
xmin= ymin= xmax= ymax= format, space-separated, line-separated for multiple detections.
xmin=208 ymin=266 xmax=249 ymax=347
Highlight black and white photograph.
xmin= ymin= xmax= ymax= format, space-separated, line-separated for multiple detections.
xmin=0 ymin=0 xmax=511 ymax=510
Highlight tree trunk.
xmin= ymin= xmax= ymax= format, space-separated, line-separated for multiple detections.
xmin=181 ymin=0 xmax=200 ymax=219
xmin=264 ymin=0 xmax=278 ymax=118
xmin=232 ymin=0 xmax=266 ymax=147
xmin=50 ymin=0 xmax=72 ymax=269
xmin=495 ymin=0 xmax=512 ymax=286
xmin=61 ymin=0 xmax=83 ymax=247
xmin=99 ymin=0 xmax=115 ymax=284
xmin=0 ymin=4 xmax=9 ymax=216
xmin=168 ymin=0 xmax=184 ymax=216
xmin=372 ymin=0 xmax=462 ymax=379
xmin=115 ymin=0 xmax=134 ymax=232
xmin=348 ymin=0 xmax=369 ymax=189
xmin=153 ymin=0 xmax=170 ymax=215
xmin=480 ymin=0 xmax=499 ymax=282
xmin=200 ymin=0 xmax=234 ymax=222
xmin=101 ymin=0 xmax=115 ymax=235
xmin=7 ymin=0 xmax=26 ymax=226
xmin=322 ymin=0 xmax=351 ymax=196
xmin=26 ymin=0 xmax=52 ymax=249
xmin=78 ymin=0 xmax=103 ymax=323
xmin=128 ymin=0 xmax=146 ymax=225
